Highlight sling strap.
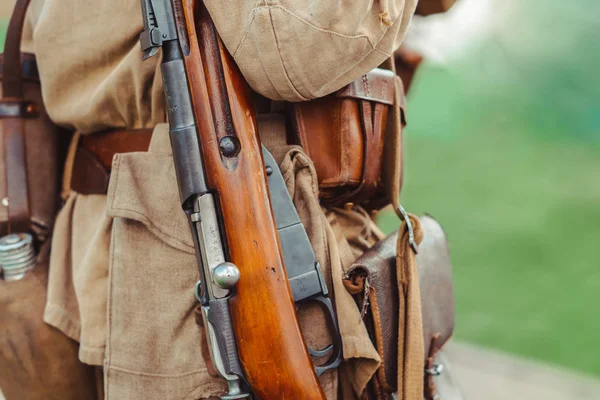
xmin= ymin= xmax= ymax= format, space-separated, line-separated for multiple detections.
xmin=0 ymin=0 xmax=34 ymax=235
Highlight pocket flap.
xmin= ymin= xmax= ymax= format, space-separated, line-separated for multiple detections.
xmin=106 ymin=125 xmax=194 ymax=254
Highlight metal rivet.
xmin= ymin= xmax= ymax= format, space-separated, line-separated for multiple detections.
xmin=219 ymin=136 xmax=240 ymax=158
xmin=1 ymin=198 xmax=9 ymax=207
xmin=266 ymin=166 xmax=273 ymax=176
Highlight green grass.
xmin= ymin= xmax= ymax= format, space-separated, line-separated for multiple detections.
xmin=378 ymin=116 xmax=600 ymax=376
xmin=0 ymin=21 xmax=6 ymax=53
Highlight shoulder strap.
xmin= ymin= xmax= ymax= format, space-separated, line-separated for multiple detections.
xmin=1 ymin=0 xmax=33 ymax=235
xmin=3 ymin=0 xmax=31 ymax=98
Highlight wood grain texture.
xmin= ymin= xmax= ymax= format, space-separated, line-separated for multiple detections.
xmin=181 ymin=1 xmax=326 ymax=398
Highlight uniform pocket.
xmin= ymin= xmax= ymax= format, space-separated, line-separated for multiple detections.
xmin=104 ymin=127 xmax=225 ymax=400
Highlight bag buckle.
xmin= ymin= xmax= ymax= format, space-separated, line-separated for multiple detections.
xmin=398 ymin=205 xmax=418 ymax=254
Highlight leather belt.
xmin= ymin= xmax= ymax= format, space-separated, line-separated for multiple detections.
xmin=70 ymin=128 xmax=153 ymax=195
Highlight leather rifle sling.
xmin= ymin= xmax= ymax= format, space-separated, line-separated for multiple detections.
xmin=1 ymin=0 xmax=33 ymax=234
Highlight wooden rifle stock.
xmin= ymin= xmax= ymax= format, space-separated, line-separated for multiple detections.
xmin=179 ymin=1 xmax=326 ymax=398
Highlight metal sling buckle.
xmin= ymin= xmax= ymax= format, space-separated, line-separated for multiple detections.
xmin=398 ymin=205 xmax=418 ymax=254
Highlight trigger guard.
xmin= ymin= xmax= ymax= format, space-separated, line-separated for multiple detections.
xmin=308 ymin=344 xmax=333 ymax=358
xmin=296 ymin=295 xmax=344 ymax=376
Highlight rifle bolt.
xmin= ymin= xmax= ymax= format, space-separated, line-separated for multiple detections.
xmin=213 ymin=262 xmax=241 ymax=289
xmin=219 ymin=136 xmax=240 ymax=157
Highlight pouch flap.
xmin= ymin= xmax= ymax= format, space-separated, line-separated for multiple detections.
xmin=105 ymin=124 xmax=194 ymax=254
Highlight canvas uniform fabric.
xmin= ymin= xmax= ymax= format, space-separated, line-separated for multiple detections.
xmin=16 ymin=0 xmax=419 ymax=398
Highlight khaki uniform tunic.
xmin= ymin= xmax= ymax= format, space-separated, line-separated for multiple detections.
xmin=20 ymin=0 xmax=417 ymax=398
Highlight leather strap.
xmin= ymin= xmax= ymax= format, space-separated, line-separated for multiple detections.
xmin=1 ymin=0 xmax=33 ymax=234
xmin=2 ymin=0 xmax=30 ymax=99
xmin=0 ymin=53 xmax=39 ymax=84
xmin=68 ymin=128 xmax=153 ymax=195
xmin=79 ymin=128 xmax=153 ymax=169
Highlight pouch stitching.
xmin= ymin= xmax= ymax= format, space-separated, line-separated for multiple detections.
xmin=107 ymin=364 xmax=213 ymax=378
xmin=109 ymin=208 xmax=194 ymax=254
xmin=105 ymin=221 xmax=116 ymax=371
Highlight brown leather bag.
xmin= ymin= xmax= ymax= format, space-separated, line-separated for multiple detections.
xmin=0 ymin=0 xmax=67 ymax=243
xmin=344 ymin=215 xmax=457 ymax=400
xmin=289 ymin=68 xmax=403 ymax=207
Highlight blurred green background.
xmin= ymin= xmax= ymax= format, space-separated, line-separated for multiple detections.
xmin=1 ymin=0 xmax=599 ymax=379
xmin=378 ymin=0 xmax=600 ymax=377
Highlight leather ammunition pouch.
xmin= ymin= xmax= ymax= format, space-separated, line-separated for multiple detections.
xmin=289 ymin=68 xmax=404 ymax=208
xmin=0 ymin=0 xmax=68 ymax=244
xmin=344 ymin=215 xmax=457 ymax=400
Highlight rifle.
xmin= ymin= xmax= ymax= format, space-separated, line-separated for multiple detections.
xmin=139 ymin=0 xmax=341 ymax=398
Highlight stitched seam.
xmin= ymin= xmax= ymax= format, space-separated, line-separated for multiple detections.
xmin=80 ymin=343 xmax=105 ymax=353
xmin=109 ymin=155 xmax=121 ymax=211
xmin=105 ymin=220 xmax=116 ymax=368
xmin=233 ymin=7 xmax=259 ymax=58
xmin=262 ymin=5 xmax=377 ymax=45
xmin=370 ymin=285 xmax=397 ymax=389
xmin=253 ymin=30 xmax=286 ymax=100
xmin=323 ymin=10 xmax=407 ymax=93
xmin=240 ymin=4 xmax=397 ymax=98
xmin=267 ymin=8 xmax=308 ymax=100
xmin=109 ymin=207 xmax=194 ymax=254
xmin=107 ymin=364 xmax=211 ymax=378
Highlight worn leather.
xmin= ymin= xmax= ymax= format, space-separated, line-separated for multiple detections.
xmin=290 ymin=68 xmax=398 ymax=207
xmin=0 ymin=0 xmax=67 ymax=240
xmin=418 ymin=216 xmax=455 ymax=362
xmin=344 ymin=215 xmax=455 ymax=398
xmin=337 ymin=69 xmax=395 ymax=105
xmin=69 ymin=128 xmax=153 ymax=195
xmin=0 ymin=53 xmax=38 ymax=82
xmin=80 ymin=128 xmax=153 ymax=169
xmin=0 ymin=241 xmax=100 ymax=400
xmin=2 ymin=0 xmax=29 ymax=99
